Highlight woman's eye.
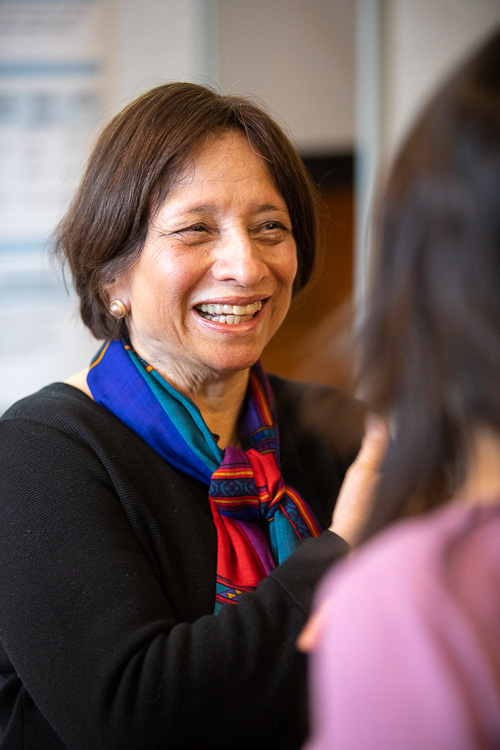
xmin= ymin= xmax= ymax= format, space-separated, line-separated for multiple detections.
xmin=174 ymin=224 xmax=212 ymax=244
xmin=184 ymin=224 xmax=208 ymax=233
xmin=255 ymin=221 xmax=289 ymax=243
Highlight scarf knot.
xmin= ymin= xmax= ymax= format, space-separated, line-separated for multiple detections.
xmin=210 ymin=448 xmax=288 ymax=523
xmin=87 ymin=339 xmax=322 ymax=613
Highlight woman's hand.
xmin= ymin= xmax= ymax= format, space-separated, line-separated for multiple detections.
xmin=298 ymin=416 xmax=389 ymax=654
xmin=297 ymin=595 xmax=333 ymax=653
xmin=328 ymin=414 xmax=389 ymax=546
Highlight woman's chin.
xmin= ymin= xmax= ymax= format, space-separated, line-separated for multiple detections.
xmin=204 ymin=350 xmax=263 ymax=376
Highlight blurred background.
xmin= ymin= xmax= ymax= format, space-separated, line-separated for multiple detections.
xmin=1 ymin=0 xmax=499 ymax=414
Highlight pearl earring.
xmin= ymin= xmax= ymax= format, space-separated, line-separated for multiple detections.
xmin=109 ymin=299 xmax=127 ymax=319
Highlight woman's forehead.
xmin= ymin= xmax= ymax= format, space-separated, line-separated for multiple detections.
xmin=155 ymin=132 xmax=287 ymax=213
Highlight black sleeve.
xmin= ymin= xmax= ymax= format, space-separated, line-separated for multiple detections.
xmin=0 ymin=416 xmax=348 ymax=750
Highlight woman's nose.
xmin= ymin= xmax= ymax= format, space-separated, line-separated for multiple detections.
xmin=212 ymin=231 xmax=269 ymax=287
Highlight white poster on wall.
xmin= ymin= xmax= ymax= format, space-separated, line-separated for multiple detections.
xmin=0 ymin=0 xmax=109 ymax=414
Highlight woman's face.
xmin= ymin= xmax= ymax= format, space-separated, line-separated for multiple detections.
xmin=110 ymin=131 xmax=297 ymax=394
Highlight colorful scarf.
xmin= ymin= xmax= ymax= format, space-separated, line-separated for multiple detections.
xmin=87 ymin=339 xmax=321 ymax=612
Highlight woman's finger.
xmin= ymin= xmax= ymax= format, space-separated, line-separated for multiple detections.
xmin=329 ymin=414 xmax=389 ymax=545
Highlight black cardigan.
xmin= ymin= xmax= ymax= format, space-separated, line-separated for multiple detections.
xmin=0 ymin=375 xmax=365 ymax=750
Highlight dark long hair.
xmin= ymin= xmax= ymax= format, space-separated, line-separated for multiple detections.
xmin=54 ymin=82 xmax=319 ymax=340
xmin=358 ymin=28 xmax=500 ymax=539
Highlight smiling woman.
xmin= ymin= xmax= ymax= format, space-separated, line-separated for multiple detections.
xmin=0 ymin=82 xmax=366 ymax=750
xmin=107 ymin=131 xmax=298 ymax=411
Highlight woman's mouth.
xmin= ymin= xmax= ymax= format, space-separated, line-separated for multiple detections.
xmin=195 ymin=300 xmax=262 ymax=325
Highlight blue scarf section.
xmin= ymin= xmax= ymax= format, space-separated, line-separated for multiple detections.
xmin=88 ymin=339 xmax=222 ymax=484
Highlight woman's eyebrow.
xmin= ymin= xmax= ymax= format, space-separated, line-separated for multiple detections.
xmin=172 ymin=202 xmax=288 ymax=216
xmin=254 ymin=203 xmax=288 ymax=214
xmin=178 ymin=204 xmax=215 ymax=215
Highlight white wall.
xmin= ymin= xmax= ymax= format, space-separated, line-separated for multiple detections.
xmin=0 ymin=0 xmax=111 ymax=413
xmin=355 ymin=0 xmax=500 ymax=299
xmin=107 ymin=0 xmax=219 ymax=111
xmin=218 ymin=0 xmax=356 ymax=154
xmin=381 ymin=0 xmax=500 ymax=162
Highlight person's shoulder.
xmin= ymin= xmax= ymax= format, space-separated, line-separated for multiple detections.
xmin=320 ymin=501 xmax=500 ymax=605
xmin=362 ymin=500 xmax=500 ymax=570
xmin=268 ymin=372 xmax=366 ymax=461
xmin=2 ymin=382 xmax=96 ymax=423
xmin=0 ymin=382 xmax=118 ymax=446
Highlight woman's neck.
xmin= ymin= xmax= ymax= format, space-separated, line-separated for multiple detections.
xmin=65 ymin=369 xmax=93 ymax=398
xmin=459 ymin=426 xmax=500 ymax=504
xmin=185 ymin=370 xmax=250 ymax=450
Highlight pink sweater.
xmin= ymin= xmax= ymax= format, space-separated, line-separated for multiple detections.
xmin=305 ymin=501 xmax=500 ymax=750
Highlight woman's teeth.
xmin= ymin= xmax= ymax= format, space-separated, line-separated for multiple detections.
xmin=196 ymin=300 xmax=262 ymax=324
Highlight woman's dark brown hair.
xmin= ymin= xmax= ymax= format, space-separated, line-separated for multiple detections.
xmin=54 ymin=82 xmax=319 ymax=340
xmin=358 ymin=28 xmax=500 ymax=539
